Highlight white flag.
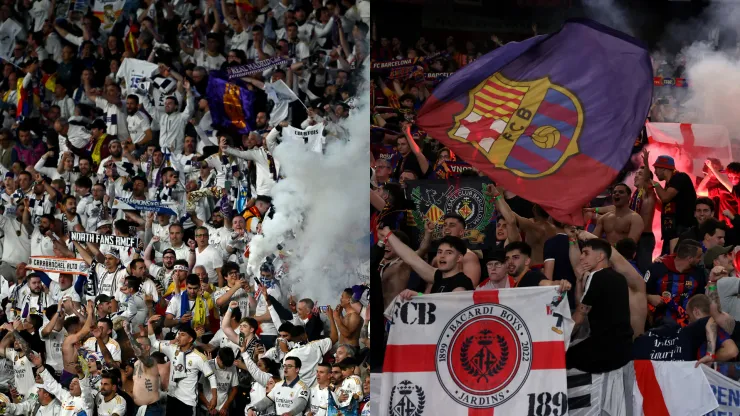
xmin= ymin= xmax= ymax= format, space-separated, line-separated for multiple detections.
xmin=381 ymin=287 xmax=573 ymax=416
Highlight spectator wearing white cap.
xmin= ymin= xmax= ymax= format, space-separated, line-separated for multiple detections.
xmin=0 ymin=381 xmax=61 ymax=415
xmin=31 ymin=352 xmax=95 ymax=416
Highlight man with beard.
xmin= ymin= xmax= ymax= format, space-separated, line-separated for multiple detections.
xmin=147 ymin=314 xmax=218 ymax=415
xmin=124 ymin=94 xmax=152 ymax=151
xmin=77 ymin=156 xmax=95 ymax=180
xmin=593 ymin=183 xmax=645 ymax=245
xmin=0 ymin=198 xmax=31 ymax=277
xmin=145 ymin=247 xmax=178 ymax=292
xmin=255 ymin=111 xmax=270 ymax=135
xmin=0 ymin=324 xmax=39 ymax=399
xmin=191 ymin=207 xmax=231 ymax=255
xmin=225 ymin=216 xmax=249 ymax=270
xmin=149 ymin=80 xmax=194 ymax=154
xmin=429 ymin=213 xmax=481 ymax=287
xmin=74 ymin=244 xmax=127 ymax=305
xmin=173 ymin=135 xmax=201 ymax=182
xmin=55 ymin=195 xmax=82 ymax=235
xmin=504 ymin=242 xmax=572 ymax=292
xmin=378 ymin=227 xmax=474 ymax=298
xmin=16 ymin=273 xmax=54 ymax=318
xmin=96 ymin=138 xmax=126 ymax=176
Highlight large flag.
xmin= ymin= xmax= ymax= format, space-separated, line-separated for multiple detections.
xmin=92 ymin=0 xmax=125 ymax=32
xmin=633 ymin=361 xmax=717 ymax=415
xmin=206 ymin=75 xmax=255 ymax=134
xmin=381 ymin=287 xmax=573 ymax=415
xmin=645 ymin=122 xmax=732 ymax=180
xmin=406 ymin=177 xmax=497 ymax=252
xmin=416 ymin=19 xmax=653 ymax=224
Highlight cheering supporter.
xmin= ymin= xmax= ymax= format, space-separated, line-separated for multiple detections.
xmin=0 ymin=0 xmax=368 ymax=412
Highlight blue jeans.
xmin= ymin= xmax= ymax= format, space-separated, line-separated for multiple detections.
xmin=145 ymin=403 xmax=165 ymax=416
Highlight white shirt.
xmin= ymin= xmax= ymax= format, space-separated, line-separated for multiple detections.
xmin=195 ymin=245 xmax=223 ymax=284
xmin=213 ymin=285 xmax=251 ymax=318
xmin=96 ymin=393 xmax=127 ymax=416
xmin=30 ymin=227 xmax=55 ymax=257
xmin=336 ymin=375 xmax=363 ymax=407
xmin=284 ymin=338 xmax=333 ymax=389
xmin=126 ymin=110 xmax=152 ymax=144
xmin=150 ymin=92 xmax=194 ymax=153
xmin=6 ymin=349 xmax=35 ymax=397
xmin=263 ymin=377 xmax=309 ymax=414
xmin=149 ymin=263 xmax=175 ymax=291
xmin=149 ymin=337 xmax=216 ymax=407
xmin=83 ymin=337 xmax=122 ymax=362
xmin=29 ymin=0 xmax=50 ymax=32
xmin=41 ymin=329 xmax=66 ymax=373
xmin=223 ymin=144 xmax=277 ymax=196
xmin=95 ymin=97 xmax=129 ymax=139
xmin=208 ymin=327 xmax=241 ymax=355
xmin=40 ymin=367 xmax=93 ymax=416
xmin=199 ymin=359 xmax=238 ymax=410
xmin=255 ymin=282 xmax=282 ymax=335
xmin=94 ymin=264 xmax=127 ymax=298
xmin=49 ymin=282 xmax=81 ymax=304
xmin=308 ymin=384 xmax=330 ymax=416
xmin=0 ymin=216 xmax=31 ymax=266
xmin=53 ymin=96 xmax=75 ymax=119
xmin=193 ymin=50 xmax=226 ymax=71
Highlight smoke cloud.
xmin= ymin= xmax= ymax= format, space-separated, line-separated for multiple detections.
xmin=581 ymin=0 xmax=634 ymax=36
xmin=247 ymin=63 xmax=371 ymax=306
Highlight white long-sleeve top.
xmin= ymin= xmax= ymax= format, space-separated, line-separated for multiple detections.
xmin=40 ymin=366 xmax=94 ymax=416
xmin=5 ymin=398 xmax=62 ymax=416
xmin=147 ymin=91 xmax=194 ymax=153
xmin=223 ymin=141 xmax=278 ymax=197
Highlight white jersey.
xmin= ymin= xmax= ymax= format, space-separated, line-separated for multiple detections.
xmin=41 ymin=329 xmax=66 ymax=373
xmin=149 ymin=336 xmax=216 ymax=407
xmin=116 ymin=58 xmax=158 ymax=98
xmin=267 ymin=378 xmax=309 ymax=414
xmin=284 ymin=338 xmax=334 ymax=389
xmin=212 ymin=285 xmax=251 ymax=318
xmin=40 ymin=367 xmax=94 ymax=416
xmin=95 ymin=393 xmax=127 ymax=416
xmin=336 ymin=375 xmax=363 ymax=407
xmin=6 ymin=348 xmax=35 ymax=398
xmin=199 ymin=359 xmax=238 ymax=411
xmin=83 ymin=337 xmax=122 ymax=362
xmin=308 ymin=384 xmax=330 ymax=416
xmin=255 ymin=283 xmax=282 ymax=336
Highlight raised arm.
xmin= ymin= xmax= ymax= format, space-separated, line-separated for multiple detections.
xmin=378 ymin=226 xmax=436 ymax=284
xmin=125 ymin=325 xmax=155 ymax=367
xmin=220 ymin=302 xmax=241 ymax=345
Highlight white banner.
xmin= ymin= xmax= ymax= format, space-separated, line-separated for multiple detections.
xmin=28 ymin=256 xmax=90 ymax=276
xmin=282 ymin=125 xmax=324 ymax=154
xmin=702 ymin=365 xmax=740 ymax=415
xmin=380 ymin=287 xmax=573 ymax=415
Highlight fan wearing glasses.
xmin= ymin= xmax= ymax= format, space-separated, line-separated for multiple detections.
xmin=593 ymin=183 xmax=644 ymax=246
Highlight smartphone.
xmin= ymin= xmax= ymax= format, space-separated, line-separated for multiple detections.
xmin=320 ymin=306 xmax=329 ymax=313
xmin=239 ymin=273 xmax=246 ymax=281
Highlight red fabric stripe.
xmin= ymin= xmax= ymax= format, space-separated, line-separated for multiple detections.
xmin=469 ymin=408 xmax=494 ymax=416
xmin=383 ymin=341 xmax=564 ymax=373
xmin=634 ymin=360 xmax=670 ymax=416
xmin=531 ymin=341 xmax=565 ymax=370
xmin=537 ymin=100 xmax=579 ymax=126
xmin=473 ymin=104 xmax=514 ymax=121
xmin=479 ymin=89 xmax=523 ymax=105
xmin=486 ymin=80 xmax=526 ymax=98
xmin=382 ymin=344 xmax=436 ymax=373
xmin=679 ymin=123 xmax=695 ymax=149
xmin=475 ymin=93 xmax=519 ymax=113
xmin=473 ymin=289 xmax=499 ymax=304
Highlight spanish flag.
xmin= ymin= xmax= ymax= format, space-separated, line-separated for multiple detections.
xmin=16 ymin=77 xmax=40 ymax=121
xmin=124 ymin=22 xmax=139 ymax=54
xmin=41 ymin=73 xmax=56 ymax=93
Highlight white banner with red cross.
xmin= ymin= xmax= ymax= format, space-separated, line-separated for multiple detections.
xmin=644 ymin=122 xmax=732 ymax=181
xmin=380 ymin=287 xmax=573 ymax=416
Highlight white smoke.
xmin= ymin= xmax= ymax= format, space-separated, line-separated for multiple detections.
xmin=582 ymin=0 xmax=634 ymax=36
xmin=247 ymin=63 xmax=370 ymax=306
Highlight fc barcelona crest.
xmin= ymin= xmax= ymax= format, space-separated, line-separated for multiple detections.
xmin=448 ymin=72 xmax=584 ymax=178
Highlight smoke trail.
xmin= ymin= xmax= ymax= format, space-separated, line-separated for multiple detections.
xmin=247 ymin=63 xmax=370 ymax=306
xmin=582 ymin=0 xmax=634 ymax=36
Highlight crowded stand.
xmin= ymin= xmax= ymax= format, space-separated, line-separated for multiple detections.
xmin=0 ymin=0 xmax=371 ymax=415
xmin=372 ymin=5 xmax=740 ymax=415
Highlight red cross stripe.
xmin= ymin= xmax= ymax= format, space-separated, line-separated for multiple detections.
xmin=383 ymin=290 xmax=567 ymax=416
xmin=648 ymin=123 xmax=724 ymax=174
xmin=459 ymin=115 xmax=501 ymax=144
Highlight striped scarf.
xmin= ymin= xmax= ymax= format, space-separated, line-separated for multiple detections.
xmin=267 ymin=153 xmax=278 ymax=181
xmin=629 ymin=187 xmax=644 ymax=213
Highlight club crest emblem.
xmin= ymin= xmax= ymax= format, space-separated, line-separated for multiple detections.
xmin=388 ymin=380 xmax=425 ymax=416
xmin=436 ymin=304 xmax=532 ymax=408
xmin=448 ymin=72 xmax=584 ymax=178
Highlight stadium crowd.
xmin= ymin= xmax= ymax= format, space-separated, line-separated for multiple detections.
xmin=0 ymin=0 xmax=371 ymax=415
xmin=371 ymin=25 xmax=740 ymax=382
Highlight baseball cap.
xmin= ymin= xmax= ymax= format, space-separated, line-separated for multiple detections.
xmin=484 ymin=249 xmax=506 ymax=264
xmin=104 ymin=248 xmax=120 ymax=259
xmin=95 ymin=294 xmax=112 ymax=304
xmin=97 ymin=220 xmax=113 ymax=229
xmin=653 ymin=155 xmax=675 ymax=170
xmin=704 ymin=245 xmax=734 ymax=268
xmin=162 ymin=248 xmax=176 ymax=257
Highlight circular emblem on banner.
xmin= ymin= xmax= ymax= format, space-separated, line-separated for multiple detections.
xmin=444 ymin=187 xmax=485 ymax=228
xmin=436 ymin=303 xmax=532 ymax=408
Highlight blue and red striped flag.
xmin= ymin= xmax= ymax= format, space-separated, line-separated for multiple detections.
xmin=416 ymin=19 xmax=653 ymax=224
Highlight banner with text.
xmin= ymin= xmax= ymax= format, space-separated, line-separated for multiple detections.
xmin=28 ymin=256 xmax=90 ymax=276
xmin=113 ymin=197 xmax=177 ymax=216
xmin=69 ymin=231 xmax=140 ymax=248
xmin=227 ymin=56 xmax=291 ymax=79
xmin=702 ymin=365 xmax=740 ymax=415
xmin=381 ymin=287 xmax=573 ymax=415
